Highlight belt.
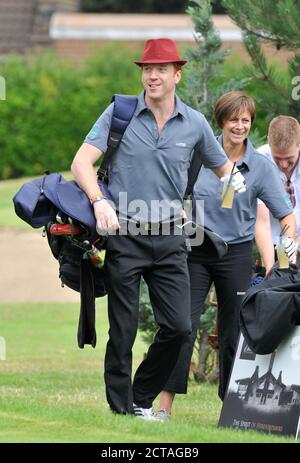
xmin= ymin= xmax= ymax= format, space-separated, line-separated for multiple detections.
xmin=120 ymin=219 xmax=183 ymax=235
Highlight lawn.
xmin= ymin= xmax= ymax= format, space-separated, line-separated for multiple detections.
xmin=0 ymin=175 xmax=298 ymax=444
xmin=0 ymin=300 xmax=297 ymax=444
xmin=0 ymin=173 xmax=73 ymax=229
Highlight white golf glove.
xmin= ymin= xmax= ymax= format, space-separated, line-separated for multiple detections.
xmin=282 ymin=236 xmax=299 ymax=261
xmin=231 ymin=171 xmax=247 ymax=193
xmin=220 ymin=171 xmax=247 ymax=193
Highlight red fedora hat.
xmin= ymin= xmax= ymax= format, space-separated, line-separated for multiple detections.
xmin=134 ymin=38 xmax=187 ymax=66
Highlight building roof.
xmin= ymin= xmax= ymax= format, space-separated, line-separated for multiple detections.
xmin=50 ymin=13 xmax=242 ymax=42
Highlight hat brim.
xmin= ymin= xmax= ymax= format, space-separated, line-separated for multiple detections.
xmin=134 ymin=59 xmax=187 ymax=66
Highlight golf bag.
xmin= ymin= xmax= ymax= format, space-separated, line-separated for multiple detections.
xmin=240 ymin=263 xmax=300 ymax=355
xmin=13 ymin=94 xmax=138 ymax=348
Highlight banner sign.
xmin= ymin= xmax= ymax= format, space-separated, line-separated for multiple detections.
xmin=219 ymin=327 xmax=300 ymax=438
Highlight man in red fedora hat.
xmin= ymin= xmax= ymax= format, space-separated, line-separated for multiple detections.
xmin=134 ymin=38 xmax=187 ymax=66
xmin=71 ymin=37 xmax=247 ymax=420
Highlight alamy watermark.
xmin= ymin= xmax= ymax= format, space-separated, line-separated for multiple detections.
xmin=291 ymin=76 xmax=300 ymax=101
xmin=0 ymin=336 xmax=6 ymax=360
xmin=96 ymin=192 xmax=206 ymax=246
xmin=0 ymin=76 xmax=6 ymax=100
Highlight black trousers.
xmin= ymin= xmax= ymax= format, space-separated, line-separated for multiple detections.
xmin=104 ymin=232 xmax=191 ymax=414
xmin=163 ymin=238 xmax=253 ymax=400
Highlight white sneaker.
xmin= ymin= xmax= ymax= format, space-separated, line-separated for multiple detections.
xmin=154 ymin=409 xmax=171 ymax=421
xmin=133 ymin=403 xmax=157 ymax=421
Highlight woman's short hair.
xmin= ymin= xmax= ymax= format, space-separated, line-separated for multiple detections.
xmin=214 ymin=91 xmax=256 ymax=129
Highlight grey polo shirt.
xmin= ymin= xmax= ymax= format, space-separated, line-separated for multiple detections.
xmin=85 ymin=91 xmax=228 ymax=223
xmin=192 ymin=136 xmax=293 ymax=244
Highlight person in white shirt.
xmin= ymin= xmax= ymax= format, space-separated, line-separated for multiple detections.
xmin=256 ymin=116 xmax=300 ymax=273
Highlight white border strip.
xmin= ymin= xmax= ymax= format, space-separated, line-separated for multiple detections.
xmin=50 ymin=27 xmax=242 ymax=42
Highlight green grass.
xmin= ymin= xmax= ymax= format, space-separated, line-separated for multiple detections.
xmin=0 ymin=177 xmax=30 ymax=229
xmin=0 ymin=176 xmax=298 ymax=443
xmin=0 ymin=173 xmax=73 ymax=229
xmin=0 ymin=300 xmax=297 ymax=443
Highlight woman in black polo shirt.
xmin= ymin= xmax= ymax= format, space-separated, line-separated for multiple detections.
xmin=156 ymin=91 xmax=296 ymax=420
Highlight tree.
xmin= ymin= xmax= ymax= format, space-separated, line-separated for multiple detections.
xmin=221 ymin=0 xmax=300 ymax=120
xmin=179 ymin=0 xmax=250 ymax=131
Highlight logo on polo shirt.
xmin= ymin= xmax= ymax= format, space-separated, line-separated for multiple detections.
xmin=88 ymin=124 xmax=99 ymax=140
xmin=175 ymin=142 xmax=187 ymax=147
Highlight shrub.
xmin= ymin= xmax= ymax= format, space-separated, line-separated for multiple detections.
xmin=0 ymin=44 xmax=141 ymax=179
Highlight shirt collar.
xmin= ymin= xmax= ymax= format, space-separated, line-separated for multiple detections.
xmin=174 ymin=95 xmax=187 ymax=118
xmin=135 ymin=91 xmax=148 ymax=115
xmin=288 ymin=153 xmax=300 ymax=181
xmin=135 ymin=91 xmax=187 ymax=119
xmin=217 ymin=134 xmax=254 ymax=170
xmin=294 ymin=155 xmax=300 ymax=177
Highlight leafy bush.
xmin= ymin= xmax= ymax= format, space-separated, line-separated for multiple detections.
xmin=0 ymin=41 xmax=276 ymax=181
xmin=0 ymin=44 xmax=141 ymax=179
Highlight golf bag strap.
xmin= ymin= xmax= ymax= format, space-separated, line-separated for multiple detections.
xmin=97 ymin=94 xmax=138 ymax=181
xmin=184 ymin=148 xmax=203 ymax=199
xmin=77 ymin=258 xmax=97 ymax=349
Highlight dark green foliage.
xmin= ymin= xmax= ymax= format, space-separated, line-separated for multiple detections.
xmin=222 ymin=0 xmax=300 ymax=123
xmin=138 ymin=279 xmax=158 ymax=346
xmin=222 ymin=0 xmax=300 ymax=49
xmin=179 ymin=0 xmax=250 ymax=131
xmin=192 ymin=299 xmax=219 ymax=383
xmin=0 ymin=45 xmax=141 ymax=179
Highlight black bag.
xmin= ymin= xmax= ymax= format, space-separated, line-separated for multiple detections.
xmin=46 ymin=221 xmax=107 ymax=349
xmin=240 ymin=264 xmax=300 ymax=355
xmin=46 ymin=221 xmax=106 ymax=297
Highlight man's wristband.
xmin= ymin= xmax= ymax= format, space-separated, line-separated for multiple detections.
xmin=91 ymin=196 xmax=108 ymax=206
xmin=89 ymin=192 xmax=103 ymax=203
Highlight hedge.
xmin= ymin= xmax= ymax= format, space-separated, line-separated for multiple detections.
xmin=0 ymin=44 xmax=141 ymax=179
xmin=0 ymin=44 xmax=270 ymax=180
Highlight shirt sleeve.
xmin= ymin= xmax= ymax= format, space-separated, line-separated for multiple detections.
xmin=194 ymin=114 xmax=228 ymax=169
xmin=84 ymin=103 xmax=114 ymax=152
xmin=257 ymin=158 xmax=293 ymax=219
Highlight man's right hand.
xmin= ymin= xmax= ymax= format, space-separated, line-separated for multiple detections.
xmin=93 ymin=199 xmax=120 ymax=235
